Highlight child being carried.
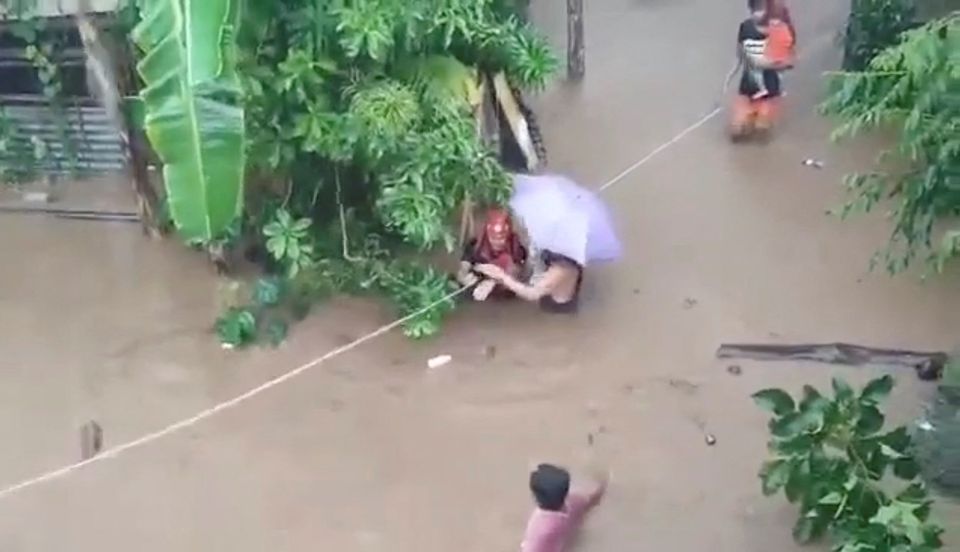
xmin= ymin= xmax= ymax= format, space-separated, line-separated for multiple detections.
xmin=743 ymin=11 xmax=795 ymax=99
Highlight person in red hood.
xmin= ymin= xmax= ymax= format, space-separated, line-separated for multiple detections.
xmin=456 ymin=208 xmax=528 ymax=301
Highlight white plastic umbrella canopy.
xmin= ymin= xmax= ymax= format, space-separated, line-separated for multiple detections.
xmin=509 ymin=174 xmax=622 ymax=266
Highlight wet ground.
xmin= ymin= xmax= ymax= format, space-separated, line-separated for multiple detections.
xmin=2 ymin=0 xmax=960 ymax=550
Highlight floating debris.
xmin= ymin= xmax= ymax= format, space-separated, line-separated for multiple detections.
xmin=727 ymin=364 xmax=742 ymax=376
xmin=667 ymin=378 xmax=700 ymax=395
xmin=483 ymin=345 xmax=497 ymax=360
xmin=682 ymin=297 xmax=698 ymax=310
xmin=427 ymin=355 xmax=453 ymax=369
xmin=22 ymin=191 xmax=52 ymax=203
xmin=802 ymin=158 xmax=824 ymax=169
xmin=717 ymin=342 xmax=947 ymax=382
xmin=704 ymin=433 xmax=717 ymax=446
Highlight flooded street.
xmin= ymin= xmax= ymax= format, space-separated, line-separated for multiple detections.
xmin=1 ymin=0 xmax=959 ymax=550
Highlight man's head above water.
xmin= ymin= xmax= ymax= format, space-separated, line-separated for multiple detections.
xmin=747 ymin=0 xmax=766 ymax=19
xmin=529 ymin=463 xmax=571 ymax=512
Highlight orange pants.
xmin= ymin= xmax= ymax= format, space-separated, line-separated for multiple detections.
xmin=729 ymin=95 xmax=783 ymax=138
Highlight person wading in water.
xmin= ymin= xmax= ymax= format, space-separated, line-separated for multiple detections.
xmin=457 ymin=208 xmax=528 ymax=301
xmin=475 ymin=249 xmax=583 ymax=314
xmin=722 ymin=0 xmax=796 ymax=141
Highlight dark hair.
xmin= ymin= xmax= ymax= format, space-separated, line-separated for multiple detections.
xmin=747 ymin=0 xmax=765 ymax=11
xmin=530 ymin=464 xmax=571 ymax=511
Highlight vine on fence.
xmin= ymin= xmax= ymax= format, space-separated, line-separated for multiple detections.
xmin=0 ymin=10 xmax=80 ymax=182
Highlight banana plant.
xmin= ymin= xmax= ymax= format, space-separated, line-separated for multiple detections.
xmin=132 ymin=0 xmax=245 ymax=241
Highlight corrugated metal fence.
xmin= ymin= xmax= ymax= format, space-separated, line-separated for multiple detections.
xmin=1 ymin=94 xmax=125 ymax=174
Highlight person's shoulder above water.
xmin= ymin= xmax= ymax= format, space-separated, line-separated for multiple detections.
xmin=541 ymin=250 xmax=581 ymax=270
xmin=737 ymin=17 xmax=765 ymax=42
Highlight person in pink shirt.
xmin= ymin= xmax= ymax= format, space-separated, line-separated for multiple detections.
xmin=521 ymin=464 xmax=608 ymax=552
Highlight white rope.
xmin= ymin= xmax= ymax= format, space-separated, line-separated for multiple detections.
xmin=598 ymin=107 xmax=722 ymax=192
xmin=0 ymin=106 xmax=722 ymax=501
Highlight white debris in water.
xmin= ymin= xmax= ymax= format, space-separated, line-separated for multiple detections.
xmin=427 ymin=355 xmax=452 ymax=369
xmin=802 ymin=158 xmax=825 ymax=169
xmin=22 ymin=191 xmax=51 ymax=203
xmin=917 ymin=419 xmax=935 ymax=432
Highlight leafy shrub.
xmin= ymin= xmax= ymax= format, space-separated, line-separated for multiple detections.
xmin=753 ymin=376 xmax=944 ymax=550
xmin=207 ymin=0 xmax=557 ymax=345
xmin=822 ymin=15 xmax=959 ymax=274
xmin=843 ymin=0 xmax=917 ymax=70
xmin=263 ymin=208 xmax=315 ymax=277
xmin=215 ymin=307 xmax=257 ymax=348
xmin=215 ymin=276 xmax=291 ymax=349
xmin=377 ymin=261 xmax=459 ymax=338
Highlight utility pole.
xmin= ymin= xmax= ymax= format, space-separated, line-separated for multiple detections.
xmin=567 ymin=0 xmax=584 ymax=81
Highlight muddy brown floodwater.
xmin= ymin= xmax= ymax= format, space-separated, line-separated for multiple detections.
xmin=1 ymin=0 xmax=960 ymax=550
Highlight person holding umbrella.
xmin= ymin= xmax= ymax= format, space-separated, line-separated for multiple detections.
xmin=475 ymin=174 xmax=621 ymax=313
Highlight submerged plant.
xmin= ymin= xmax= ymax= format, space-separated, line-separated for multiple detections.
xmin=263 ymin=208 xmax=315 ymax=277
xmin=753 ymin=376 xmax=944 ymax=550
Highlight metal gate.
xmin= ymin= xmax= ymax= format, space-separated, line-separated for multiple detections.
xmin=1 ymin=94 xmax=125 ymax=174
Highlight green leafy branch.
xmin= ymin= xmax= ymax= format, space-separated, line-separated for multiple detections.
xmin=754 ymin=375 xmax=944 ymax=551
xmin=821 ymin=14 xmax=959 ymax=274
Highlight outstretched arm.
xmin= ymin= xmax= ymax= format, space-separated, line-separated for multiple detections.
xmin=565 ymin=472 xmax=609 ymax=524
xmin=474 ymin=264 xmax=564 ymax=302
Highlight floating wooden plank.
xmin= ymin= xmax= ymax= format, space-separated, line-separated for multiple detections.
xmin=716 ymin=342 xmax=947 ymax=380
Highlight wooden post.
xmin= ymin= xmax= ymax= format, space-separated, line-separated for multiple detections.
xmin=567 ymin=0 xmax=584 ymax=81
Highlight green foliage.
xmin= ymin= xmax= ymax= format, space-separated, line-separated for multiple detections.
xmin=0 ymin=16 xmax=79 ymax=177
xmin=132 ymin=0 xmax=246 ymax=242
xmin=843 ymin=0 xmax=917 ymax=71
xmin=754 ymin=376 xmax=944 ymax=551
xmin=263 ymin=207 xmax=315 ymax=277
xmin=377 ymin=261 xmax=458 ymax=338
xmin=215 ymin=307 xmax=257 ymax=348
xmin=215 ymin=276 xmax=292 ymax=348
xmin=821 ymin=14 xmax=959 ymax=274
xmin=0 ymin=108 xmax=37 ymax=183
xmin=395 ymin=55 xmax=481 ymax=110
xmin=377 ymin=106 xmax=511 ymax=250
xmin=208 ymin=0 xmax=554 ymax=344
xmin=496 ymin=18 xmax=559 ymax=90
xmin=348 ymin=79 xmax=422 ymax=160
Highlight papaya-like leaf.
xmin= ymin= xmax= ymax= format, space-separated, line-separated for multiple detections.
xmin=860 ymin=375 xmax=894 ymax=404
xmin=753 ymin=388 xmax=796 ymax=416
xmin=760 ymin=459 xmax=791 ymax=496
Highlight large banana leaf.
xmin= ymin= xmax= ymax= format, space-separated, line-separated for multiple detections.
xmin=132 ymin=0 xmax=245 ymax=241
